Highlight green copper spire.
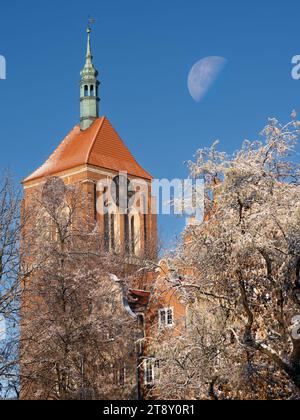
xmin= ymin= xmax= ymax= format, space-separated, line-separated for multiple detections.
xmin=80 ymin=27 xmax=100 ymax=131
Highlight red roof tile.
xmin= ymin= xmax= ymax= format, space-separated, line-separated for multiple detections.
xmin=24 ymin=117 xmax=152 ymax=182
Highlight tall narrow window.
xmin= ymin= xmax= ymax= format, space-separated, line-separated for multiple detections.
xmin=113 ymin=364 xmax=125 ymax=387
xmin=143 ymin=196 xmax=147 ymax=255
xmin=144 ymin=359 xmax=160 ymax=386
xmin=144 ymin=360 xmax=154 ymax=385
xmin=110 ymin=213 xmax=115 ymax=252
xmin=131 ymin=216 xmax=135 ymax=255
xmin=93 ymin=183 xmax=97 ymax=221
xmin=104 ymin=212 xmax=109 ymax=251
xmin=144 ymin=215 xmax=147 ymax=252
xmin=167 ymin=309 xmax=173 ymax=325
xmin=84 ymin=85 xmax=89 ymax=97
xmin=124 ymin=214 xmax=130 ymax=254
xmin=159 ymin=309 xmax=166 ymax=326
xmin=90 ymin=85 xmax=94 ymax=96
xmin=115 ymin=364 xmax=125 ymax=387
xmin=103 ymin=189 xmax=109 ymax=251
xmin=137 ymin=314 xmax=144 ymax=329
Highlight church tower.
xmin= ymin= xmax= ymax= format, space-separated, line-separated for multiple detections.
xmin=20 ymin=27 xmax=159 ymax=401
xmin=80 ymin=28 xmax=100 ymax=130
xmin=23 ymin=27 xmax=157 ymax=260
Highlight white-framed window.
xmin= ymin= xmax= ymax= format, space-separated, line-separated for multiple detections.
xmin=144 ymin=359 xmax=160 ymax=386
xmin=158 ymin=307 xmax=174 ymax=328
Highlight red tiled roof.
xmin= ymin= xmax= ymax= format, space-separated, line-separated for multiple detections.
xmin=24 ymin=117 xmax=152 ymax=182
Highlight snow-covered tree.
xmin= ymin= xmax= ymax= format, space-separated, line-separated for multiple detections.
xmin=0 ymin=174 xmax=22 ymax=399
xmin=20 ymin=178 xmax=138 ymax=400
xmin=154 ymin=115 xmax=300 ymax=399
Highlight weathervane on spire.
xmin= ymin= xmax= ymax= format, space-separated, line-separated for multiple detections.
xmin=88 ymin=16 xmax=96 ymax=31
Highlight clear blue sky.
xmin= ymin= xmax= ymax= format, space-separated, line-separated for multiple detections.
xmin=1 ymin=0 xmax=300 ymax=247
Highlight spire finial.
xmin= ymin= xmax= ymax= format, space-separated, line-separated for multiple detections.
xmin=86 ymin=18 xmax=96 ymax=61
xmin=86 ymin=27 xmax=92 ymax=62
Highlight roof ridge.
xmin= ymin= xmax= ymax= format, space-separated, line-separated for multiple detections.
xmin=104 ymin=118 xmax=140 ymax=164
xmin=92 ymin=117 xmax=152 ymax=179
xmin=23 ymin=125 xmax=80 ymax=183
xmin=86 ymin=117 xmax=106 ymax=163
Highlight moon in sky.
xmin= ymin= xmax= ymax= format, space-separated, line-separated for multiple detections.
xmin=187 ymin=56 xmax=227 ymax=102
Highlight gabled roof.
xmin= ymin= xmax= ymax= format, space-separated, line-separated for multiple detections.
xmin=24 ymin=117 xmax=152 ymax=183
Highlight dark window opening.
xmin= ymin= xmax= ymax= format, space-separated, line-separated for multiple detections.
xmin=104 ymin=212 xmax=109 ymax=251
xmin=84 ymin=85 xmax=89 ymax=97
xmin=103 ymin=188 xmax=110 ymax=251
xmin=119 ymin=365 xmax=125 ymax=387
xmin=143 ymin=196 xmax=148 ymax=255
xmin=124 ymin=214 xmax=130 ymax=254
xmin=144 ymin=214 xmax=147 ymax=253
xmin=167 ymin=309 xmax=173 ymax=325
xmin=131 ymin=216 xmax=135 ymax=255
xmin=110 ymin=213 xmax=115 ymax=252
xmin=137 ymin=314 xmax=144 ymax=329
xmin=90 ymin=85 xmax=94 ymax=96
xmin=93 ymin=183 xmax=97 ymax=221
